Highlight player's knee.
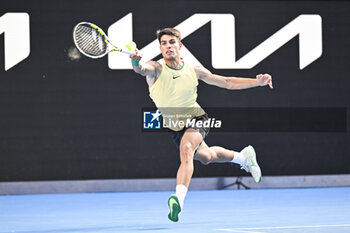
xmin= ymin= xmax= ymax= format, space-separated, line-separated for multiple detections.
xmin=199 ymin=154 xmax=213 ymax=165
xmin=180 ymin=142 xmax=194 ymax=163
xmin=198 ymin=150 xmax=215 ymax=165
xmin=199 ymin=157 xmax=211 ymax=165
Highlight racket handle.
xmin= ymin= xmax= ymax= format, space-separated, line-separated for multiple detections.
xmin=121 ymin=50 xmax=132 ymax=55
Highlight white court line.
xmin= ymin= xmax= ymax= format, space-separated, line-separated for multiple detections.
xmin=217 ymin=230 xmax=264 ymax=233
xmin=216 ymin=224 xmax=350 ymax=232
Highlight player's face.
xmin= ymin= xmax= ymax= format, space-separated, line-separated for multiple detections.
xmin=159 ymin=35 xmax=182 ymax=61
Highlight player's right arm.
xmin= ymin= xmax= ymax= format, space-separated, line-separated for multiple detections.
xmin=130 ymin=49 xmax=161 ymax=79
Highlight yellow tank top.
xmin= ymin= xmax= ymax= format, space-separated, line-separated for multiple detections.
xmin=149 ymin=59 xmax=205 ymax=131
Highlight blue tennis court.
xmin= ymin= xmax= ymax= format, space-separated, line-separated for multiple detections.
xmin=1 ymin=187 xmax=349 ymax=233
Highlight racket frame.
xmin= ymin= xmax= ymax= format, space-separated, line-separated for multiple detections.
xmin=73 ymin=22 xmax=132 ymax=59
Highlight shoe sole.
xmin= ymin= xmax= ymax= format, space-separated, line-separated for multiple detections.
xmin=246 ymin=146 xmax=262 ymax=183
xmin=168 ymin=195 xmax=181 ymax=222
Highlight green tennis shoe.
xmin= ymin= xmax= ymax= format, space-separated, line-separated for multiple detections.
xmin=168 ymin=194 xmax=181 ymax=222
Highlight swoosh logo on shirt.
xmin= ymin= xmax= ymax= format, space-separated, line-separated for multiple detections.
xmin=173 ymin=75 xmax=181 ymax=79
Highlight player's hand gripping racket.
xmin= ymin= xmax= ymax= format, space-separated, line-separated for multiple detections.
xmin=73 ymin=22 xmax=135 ymax=59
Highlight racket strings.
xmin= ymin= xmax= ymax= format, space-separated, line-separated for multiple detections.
xmin=74 ymin=24 xmax=107 ymax=57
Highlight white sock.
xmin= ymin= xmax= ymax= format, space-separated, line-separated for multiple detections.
xmin=231 ymin=150 xmax=246 ymax=166
xmin=175 ymin=184 xmax=188 ymax=209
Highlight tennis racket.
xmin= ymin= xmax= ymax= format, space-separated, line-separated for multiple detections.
xmin=73 ymin=22 xmax=134 ymax=59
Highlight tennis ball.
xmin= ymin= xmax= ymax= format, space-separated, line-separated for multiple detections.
xmin=125 ymin=42 xmax=137 ymax=51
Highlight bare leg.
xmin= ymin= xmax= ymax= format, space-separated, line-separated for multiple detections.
xmin=194 ymin=141 xmax=237 ymax=165
xmin=176 ymin=128 xmax=203 ymax=187
xmin=168 ymin=128 xmax=204 ymax=222
xmin=194 ymin=142 xmax=262 ymax=183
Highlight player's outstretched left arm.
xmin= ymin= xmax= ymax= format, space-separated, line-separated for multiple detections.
xmin=194 ymin=66 xmax=273 ymax=90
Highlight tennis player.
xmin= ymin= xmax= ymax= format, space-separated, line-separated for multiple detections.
xmin=130 ymin=28 xmax=273 ymax=222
